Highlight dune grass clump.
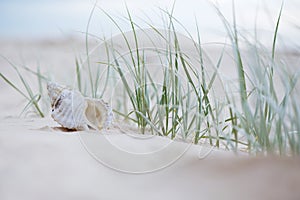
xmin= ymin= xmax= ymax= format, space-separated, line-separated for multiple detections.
xmin=0 ymin=57 xmax=46 ymax=117
xmin=215 ymin=3 xmax=300 ymax=155
xmin=76 ymin=3 xmax=299 ymax=155
xmin=83 ymin=5 xmax=222 ymax=145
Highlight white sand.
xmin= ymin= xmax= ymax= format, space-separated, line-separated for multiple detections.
xmin=1 ymin=117 xmax=300 ymax=200
xmin=1 ymin=38 xmax=300 ymax=200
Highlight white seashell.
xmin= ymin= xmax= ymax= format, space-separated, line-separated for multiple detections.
xmin=47 ymin=82 xmax=113 ymax=131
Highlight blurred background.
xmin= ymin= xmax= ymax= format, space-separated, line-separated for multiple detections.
xmin=0 ymin=0 xmax=299 ymax=49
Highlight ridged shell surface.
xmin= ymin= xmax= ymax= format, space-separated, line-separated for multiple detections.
xmin=47 ymin=82 xmax=113 ymax=131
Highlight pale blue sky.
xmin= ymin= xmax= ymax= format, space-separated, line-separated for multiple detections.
xmin=0 ymin=0 xmax=299 ymax=47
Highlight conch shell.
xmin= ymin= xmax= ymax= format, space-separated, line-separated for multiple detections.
xmin=47 ymin=82 xmax=113 ymax=131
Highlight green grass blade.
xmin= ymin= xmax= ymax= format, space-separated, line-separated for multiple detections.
xmin=272 ymin=2 xmax=284 ymax=61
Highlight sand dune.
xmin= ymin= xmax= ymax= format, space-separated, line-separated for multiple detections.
xmin=1 ymin=117 xmax=300 ymax=200
xmin=1 ymin=38 xmax=300 ymax=200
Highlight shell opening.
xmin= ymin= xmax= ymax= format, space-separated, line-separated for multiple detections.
xmin=84 ymin=99 xmax=107 ymax=130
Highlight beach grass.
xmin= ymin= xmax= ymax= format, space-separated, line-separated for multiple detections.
xmin=76 ymin=2 xmax=300 ymax=155
xmin=0 ymin=57 xmax=45 ymax=117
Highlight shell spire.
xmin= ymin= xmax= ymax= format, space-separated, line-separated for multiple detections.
xmin=47 ymin=82 xmax=65 ymax=108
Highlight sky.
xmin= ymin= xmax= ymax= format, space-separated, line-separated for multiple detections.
xmin=0 ymin=0 xmax=299 ymax=47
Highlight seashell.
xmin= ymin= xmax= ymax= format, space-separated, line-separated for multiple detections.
xmin=47 ymin=82 xmax=113 ymax=131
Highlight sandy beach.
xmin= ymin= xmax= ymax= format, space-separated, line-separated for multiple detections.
xmin=1 ymin=116 xmax=300 ymax=200
xmin=1 ymin=36 xmax=300 ymax=200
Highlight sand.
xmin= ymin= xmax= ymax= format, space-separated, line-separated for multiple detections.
xmin=1 ymin=38 xmax=300 ymax=200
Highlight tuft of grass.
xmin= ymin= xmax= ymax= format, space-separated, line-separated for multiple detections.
xmin=0 ymin=57 xmax=45 ymax=117
xmin=92 ymin=3 xmax=299 ymax=155
xmin=94 ymin=5 xmax=226 ymax=148
xmin=214 ymin=1 xmax=300 ymax=155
